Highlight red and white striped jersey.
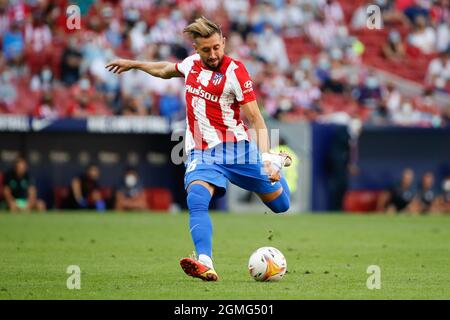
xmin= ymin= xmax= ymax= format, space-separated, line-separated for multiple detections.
xmin=175 ymin=54 xmax=256 ymax=152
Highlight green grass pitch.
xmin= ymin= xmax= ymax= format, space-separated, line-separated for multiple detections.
xmin=0 ymin=212 xmax=449 ymax=300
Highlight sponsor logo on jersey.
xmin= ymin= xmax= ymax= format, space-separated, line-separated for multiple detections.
xmin=212 ymin=73 xmax=224 ymax=86
xmin=186 ymin=85 xmax=219 ymax=102
xmin=244 ymin=80 xmax=252 ymax=89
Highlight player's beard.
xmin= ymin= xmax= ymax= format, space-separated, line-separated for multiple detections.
xmin=205 ymin=56 xmax=222 ymax=70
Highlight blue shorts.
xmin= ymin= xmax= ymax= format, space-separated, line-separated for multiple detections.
xmin=184 ymin=140 xmax=282 ymax=198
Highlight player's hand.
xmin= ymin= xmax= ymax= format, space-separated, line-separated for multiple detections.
xmin=105 ymin=59 xmax=134 ymax=74
xmin=263 ymin=161 xmax=281 ymax=182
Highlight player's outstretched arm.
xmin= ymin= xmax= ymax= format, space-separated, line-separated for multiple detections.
xmin=105 ymin=59 xmax=182 ymax=79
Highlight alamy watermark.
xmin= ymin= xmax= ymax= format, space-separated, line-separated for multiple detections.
xmin=66 ymin=265 xmax=81 ymax=290
xmin=366 ymin=265 xmax=381 ymax=290
xmin=366 ymin=5 xmax=383 ymax=30
xmin=66 ymin=5 xmax=81 ymax=30
xmin=170 ymin=127 xmax=282 ymax=174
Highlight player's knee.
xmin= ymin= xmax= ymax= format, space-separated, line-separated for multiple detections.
xmin=274 ymin=197 xmax=290 ymax=214
xmin=265 ymin=192 xmax=290 ymax=214
xmin=187 ymin=184 xmax=211 ymax=213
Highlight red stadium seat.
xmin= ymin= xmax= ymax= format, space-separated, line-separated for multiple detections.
xmin=343 ymin=190 xmax=383 ymax=213
xmin=145 ymin=188 xmax=172 ymax=211
xmin=100 ymin=187 xmax=114 ymax=202
xmin=53 ymin=186 xmax=70 ymax=209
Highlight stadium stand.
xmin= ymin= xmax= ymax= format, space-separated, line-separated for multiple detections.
xmin=0 ymin=0 xmax=448 ymax=126
xmin=0 ymin=0 xmax=449 ymax=212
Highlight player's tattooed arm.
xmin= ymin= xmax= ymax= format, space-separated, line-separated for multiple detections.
xmin=105 ymin=59 xmax=183 ymax=79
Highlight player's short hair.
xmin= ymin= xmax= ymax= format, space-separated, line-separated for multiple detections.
xmin=183 ymin=16 xmax=222 ymax=39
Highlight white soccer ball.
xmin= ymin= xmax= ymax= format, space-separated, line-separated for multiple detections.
xmin=248 ymin=247 xmax=287 ymax=281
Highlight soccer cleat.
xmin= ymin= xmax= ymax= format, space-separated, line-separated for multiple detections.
xmin=180 ymin=257 xmax=219 ymax=281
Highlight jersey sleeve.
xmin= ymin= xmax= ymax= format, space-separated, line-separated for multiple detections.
xmin=175 ymin=54 xmax=198 ymax=77
xmin=232 ymin=62 xmax=257 ymax=106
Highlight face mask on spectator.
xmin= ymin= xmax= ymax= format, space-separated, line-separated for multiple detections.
xmin=79 ymin=79 xmax=90 ymax=90
xmin=435 ymin=77 xmax=446 ymax=89
xmin=41 ymin=68 xmax=52 ymax=83
xmin=125 ymin=174 xmax=138 ymax=188
xmin=444 ymin=179 xmax=450 ymax=192
xmin=337 ymin=26 xmax=348 ymax=38
xmin=301 ymin=80 xmax=311 ymax=90
xmin=300 ymin=58 xmax=312 ymax=70
xmin=389 ymin=31 xmax=401 ymax=43
xmin=331 ymin=48 xmax=343 ymax=60
xmin=263 ymin=27 xmax=275 ymax=38
xmin=366 ymin=76 xmax=379 ymax=89
xmin=2 ymin=71 xmax=11 ymax=82
xmin=401 ymin=102 xmax=413 ymax=113
xmin=171 ymin=10 xmax=183 ymax=21
xmin=318 ymin=58 xmax=330 ymax=70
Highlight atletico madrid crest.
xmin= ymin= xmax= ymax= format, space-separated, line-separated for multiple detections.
xmin=212 ymin=73 xmax=224 ymax=86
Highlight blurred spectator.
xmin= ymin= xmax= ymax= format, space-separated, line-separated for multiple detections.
xmin=412 ymin=87 xmax=439 ymax=114
xmin=408 ymin=15 xmax=436 ymax=54
xmin=114 ymin=167 xmax=147 ymax=211
xmin=67 ymin=77 xmax=97 ymax=117
xmin=321 ymin=0 xmax=344 ymax=25
xmin=280 ymin=0 xmax=306 ymax=36
xmin=0 ymin=0 xmax=9 ymax=37
xmin=383 ymin=82 xmax=402 ymax=113
xmin=250 ymin=1 xmax=284 ymax=33
xmin=430 ymin=0 xmax=450 ymax=52
xmin=415 ymin=171 xmax=439 ymax=213
xmin=120 ymin=96 xmax=146 ymax=116
xmin=226 ymin=0 xmax=251 ymax=38
xmin=256 ymin=23 xmax=289 ymax=71
xmin=291 ymin=71 xmax=322 ymax=115
xmin=378 ymin=168 xmax=420 ymax=213
xmin=382 ymin=30 xmax=406 ymax=60
xmin=434 ymin=175 xmax=450 ymax=213
xmin=2 ymin=19 xmax=24 ymax=63
xmin=323 ymin=48 xmax=348 ymax=93
xmin=403 ymin=0 xmax=430 ymax=24
xmin=0 ymin=67 xmax=17 ymax=112
xmin=60 ymin=37 xmax=83 ymax=86
xmin=24 ymin=10 xmax=52 ymax=75
xmin=307 ymin=10 xmax=337 ymax=49
xmin=33 ymin=89 xmax=61 ymax=119
xmin=2 ymin=156 xmax=46 ymax=212
xmin=30 ymin=66 xmax=54 ymax=92
xmin=67 ymin=164 xmax=106 ymax=212
xmin=159 ymin=84 xmax=183 ymax=121
xmin=351 ymin=1 xmax=371 ymax=29
xmin=442 ymin=105 xmax=450 ymax=126
xmin=425 ymin=50 xmax=450 ymax=91
xmin=354 ymin=73 xmax=382 ymax=108
xmin=391 ymin=100 xmax=422 ymax=126
xmin=368 ymin=101 xmax=391 ymax=125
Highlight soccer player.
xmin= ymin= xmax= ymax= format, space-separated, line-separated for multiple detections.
xmin=106 ymin=17 xmax=292 ymax=281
